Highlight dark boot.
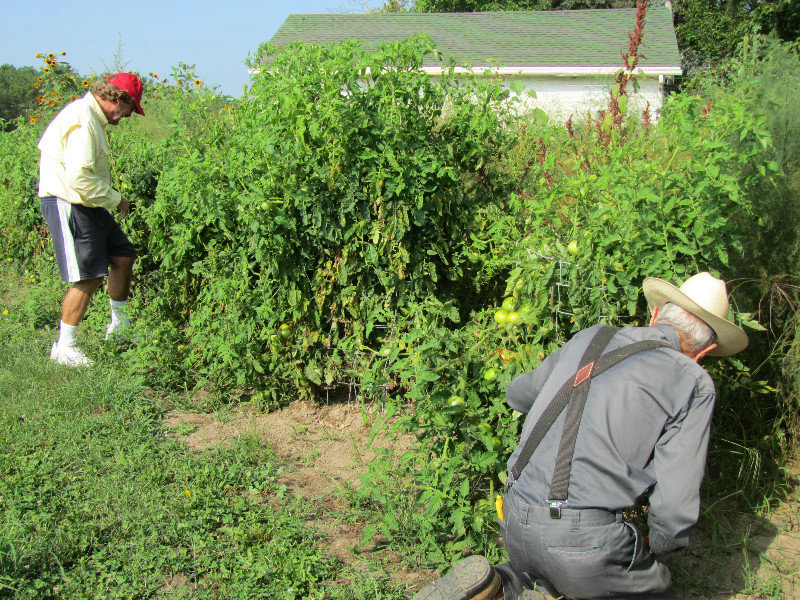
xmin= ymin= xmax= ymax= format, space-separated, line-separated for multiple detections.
xmin=412 ymin=556 xmax=501 ymax=600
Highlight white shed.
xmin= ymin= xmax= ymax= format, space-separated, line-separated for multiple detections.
xmin=265 ymin=7 xmax=682 ymax=121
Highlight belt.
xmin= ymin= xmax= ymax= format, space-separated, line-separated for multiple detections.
xmin=517 ymin=501 xmax=623 ymax=526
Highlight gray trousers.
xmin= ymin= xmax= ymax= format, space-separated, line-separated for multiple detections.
xmin=496 ymin=490 xmax=675 ymax=600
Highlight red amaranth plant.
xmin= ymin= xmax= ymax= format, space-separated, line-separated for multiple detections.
xmin=595 ymin=0 xmax=649 ymax=142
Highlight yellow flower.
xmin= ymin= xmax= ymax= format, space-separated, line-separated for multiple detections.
xmin=184 ymin=490 xmax=192 ymax=497
xmin=61 ymin=51 xmax=66 ymax=55
xmin=29 ymin=116 xmax=38 ymax=124
xmin=194 ymin=79 xmax=202 ymax=86
xmin=2 ymin=310 xmax=8 ymax=315
xmin=33 ymin=83 xmax=39 ymax=88
xmin=35 ymin=53 xmax=42 ymax=58
xmin=82 ymin=80 xmax=89 ymax=87
xmin=37 ymin=96 xmax=44 ymax=104
xmin=43 ymin=68 xmax=50 ymax=73
xmin=37 ymin=77 xmax=42 ymax=82
xmin=47 ymin=53 xmax=54 ymax=58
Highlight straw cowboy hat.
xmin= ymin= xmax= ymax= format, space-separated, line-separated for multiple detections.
xmin=643 ymin=272 xmax=748 ymax=356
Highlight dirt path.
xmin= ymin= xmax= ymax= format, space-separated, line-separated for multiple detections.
xmin=163 ymin=399 xmax=434 ymax=593
xmin=163 ymin=400 xmax=800 ymax=599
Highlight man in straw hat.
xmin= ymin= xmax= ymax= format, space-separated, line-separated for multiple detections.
xmin=38 ymin=73 xmax=145 ymax=366
xmin=412 ymin=272 xmax=747 ymax=600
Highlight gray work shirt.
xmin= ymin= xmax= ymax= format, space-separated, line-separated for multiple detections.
xmin=506 ymin=323 xmax=716 ymax=556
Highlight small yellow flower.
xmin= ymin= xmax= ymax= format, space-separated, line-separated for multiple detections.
xmin=37 ymin=77 xmax=42 ymax=82
xmin=33 ymin=83 xmax=39 ymax=88
xmin=2 ymin=310 xmax=8 ymax=315
xmin=82 ymin=80 xmax=89 ymax=87
xmin=184 ymin=490 xmax=192 ymax=497
xmin=43 ymin=68 xmax=50 ymax=73
xmin=61 ymin=51 xmax=66 ymax=55
xmin=37 ymin=96 xmax=44 ymax=105
xmin=47 ymin=53 xmax=54 ymax=58
xmin=150 ymin=73 xmax=159 ymax=78
xmin=194 ymin=79 xmax=202 ymax=86
xmin=29 ymin=116 xmax=38 ymax=124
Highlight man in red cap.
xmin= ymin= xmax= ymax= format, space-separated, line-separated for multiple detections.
xmin=38 ymin=72 xmax=145 ymax=366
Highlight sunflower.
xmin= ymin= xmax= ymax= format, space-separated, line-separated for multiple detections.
xmin=35 ymin=53 xmax=42 ymax=58
xmin=82 ymin=80 xmax=89 ymax=87
xmin=37 ymin=96 xmax=44 ymax=105
xmin=33 ymin=83 xmax=39 ymax=88
xmin=195 ymin=79 xmax=202 ymax=86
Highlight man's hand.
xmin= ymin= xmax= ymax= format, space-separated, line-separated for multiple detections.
xmin=117 ymin=197 xmax=131 ymax=218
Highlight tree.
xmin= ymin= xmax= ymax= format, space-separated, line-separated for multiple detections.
xmin=752 ymin=0 xmax=800 ymax=42
xmin=0 ymin=64 xmax=39 ymax=130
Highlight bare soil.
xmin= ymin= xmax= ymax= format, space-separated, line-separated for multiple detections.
xmin=163 ymin=400 xmax=800 ymax=599
xmin=162 ymin=399 xmax=435 ymax=594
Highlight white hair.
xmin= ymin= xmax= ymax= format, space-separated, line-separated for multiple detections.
xmin=655 ymin=302 xmax=717 ymax=354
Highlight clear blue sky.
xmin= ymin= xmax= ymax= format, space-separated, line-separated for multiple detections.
xmin=1 ymin=0 xmax=381 ymax=98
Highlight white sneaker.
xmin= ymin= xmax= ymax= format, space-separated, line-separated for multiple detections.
xmin=50 ymin=343 xmax=93 ymax=367
xmin=105 ymin=322 xmax=139 ymax=344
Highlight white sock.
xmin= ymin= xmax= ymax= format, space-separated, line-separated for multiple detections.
xmin=58 ymin=321 xmax=78 ymax=347
xmin=110 ymin=299 xmax=129 ymax=328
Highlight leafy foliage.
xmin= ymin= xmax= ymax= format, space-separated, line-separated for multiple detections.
xmin=0 ymin=65 xmax=39 ymax=130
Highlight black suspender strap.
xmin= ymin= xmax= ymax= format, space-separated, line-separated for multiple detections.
xmin=508 ymin=326 xmax=618 ymax=486
xmin=507 ymin=326 xmax=671 ymax=519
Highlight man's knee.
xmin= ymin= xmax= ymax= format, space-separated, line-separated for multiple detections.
xmin=72 ymin=277 xmax=103 ymax=294
xmin=109 ymin=255 xmax=136 ymax=272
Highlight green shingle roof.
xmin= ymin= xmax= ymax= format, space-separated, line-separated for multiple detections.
xmin=267 ymin=8 xmax=681 ymax=71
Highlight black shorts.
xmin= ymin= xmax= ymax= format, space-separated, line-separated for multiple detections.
xmin=39 ymin=196 xmax=137 ymax=283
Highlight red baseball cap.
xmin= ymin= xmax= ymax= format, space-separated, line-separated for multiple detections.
xmin=108 ymin=72 xmax=145 ymax=115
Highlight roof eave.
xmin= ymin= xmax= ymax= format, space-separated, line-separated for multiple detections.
xmin=421 ymin=66 xmax=683 ymax=76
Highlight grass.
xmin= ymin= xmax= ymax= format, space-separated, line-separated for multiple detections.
xmin=0 ymin=268 xmax=406 ymax=600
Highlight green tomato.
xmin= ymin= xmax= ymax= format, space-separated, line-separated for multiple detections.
xmin=448 ymin=395 xmax=465 ymax=407
xmin=478 ymin=422 xmax=493 ymax=435
xmin=567 ymin=240 xmax=579 ymax=255
xmin=494 ymin=309 xmax=509 ymax=325
xmin=514 ymin=278 xmax=525 ymax=291
xmin=483 ymin=368 xmax=498 ymax=381
xmin=502 ymin=297 xmax=517 ymax=311
xmin=507 ymin=311 xmax=521 ymax=326
xmin=279 ymin=323 xmax=292 ymax=340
